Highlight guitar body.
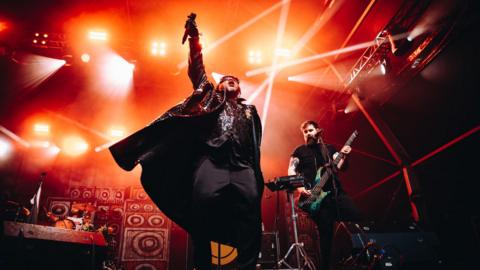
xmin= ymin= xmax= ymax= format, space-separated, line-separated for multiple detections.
xmin=298 ymin=167 xmax=331 ymax=215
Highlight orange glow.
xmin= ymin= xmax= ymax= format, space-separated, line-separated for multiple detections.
xmin=61 ymin=136 xmax=89 ymax=157
xmin=0 ymin=22 xmax=7 ymax=32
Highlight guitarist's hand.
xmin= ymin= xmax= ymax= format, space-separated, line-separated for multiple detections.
xmin=297 ymin=187 xmax=311 ymax=196
xmin=340 ymin=145 xmax=351 ymax=154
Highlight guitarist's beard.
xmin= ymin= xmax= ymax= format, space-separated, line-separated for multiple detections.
xmin=306 ymin=135 xmax=318 ymax=145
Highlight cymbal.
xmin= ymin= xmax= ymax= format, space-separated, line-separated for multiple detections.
xmin=71 ymin=202 xmax=96 ymax=212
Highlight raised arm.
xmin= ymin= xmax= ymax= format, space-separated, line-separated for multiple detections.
xmin=184 ymin=13 xmax=209 ymax=90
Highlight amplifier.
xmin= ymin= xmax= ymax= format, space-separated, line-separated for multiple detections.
xmin=258 ymin=231 xmax=280 ymax=266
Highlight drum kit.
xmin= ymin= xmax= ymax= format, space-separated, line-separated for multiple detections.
xmin=45 ymin=202 xmax=97 ymax=231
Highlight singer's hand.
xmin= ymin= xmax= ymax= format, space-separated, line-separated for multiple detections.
xmin=184 ymin=13 xmax=198 ymax=38
xmin=340 ymin=145 xmax=351 ymax=154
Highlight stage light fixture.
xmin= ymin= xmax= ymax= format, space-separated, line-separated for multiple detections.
xmin=88 ymin=31 xmax=107 ymax=41
xmin=41 ymin=40 xmax=46 ymax=45
xmin=32 ymin=39 xmax=38 ymax=44
xmin=43 ymin=33 xmax=48 ymax=38
xmin=151 ymin=41 xmax=166 ymax=56
xmin=248 ymin=50 xmax=262 ymax=64
xmin=81 ymin=53 xmax=90 ymax=63
xmin=380 ymin=59 xmax=388 ymax=75
xmin=33 ymin=123 xmax=50 ymax=135
xmin=0 ymin=138 xmax=12 ymax=159
xmin=34 ymin=32 xmax=39 ymax=37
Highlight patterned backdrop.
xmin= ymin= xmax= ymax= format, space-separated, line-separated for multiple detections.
xmin=43 ymin=185 xmax=172 ymax=270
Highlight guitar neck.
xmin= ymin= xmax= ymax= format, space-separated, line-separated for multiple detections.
xmin=311 ymin=130 xmax=358 ymax=193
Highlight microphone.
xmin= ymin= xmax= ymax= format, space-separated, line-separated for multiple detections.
xmin=182 ymin=13 xmax=197 ymax=44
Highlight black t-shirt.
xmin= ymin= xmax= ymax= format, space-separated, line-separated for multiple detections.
xmin=291 ymin=143 xmax=343 ymax=192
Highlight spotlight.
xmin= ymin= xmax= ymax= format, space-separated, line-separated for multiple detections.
xmin=88 ymin=31 xmax=107 ymax=41
xmin=41 ymin=40 xmax=46 ymax=45
xmin=43 ymin=33 xmax=48 ymax=38
xmin=32 ymin=39 xmax=38 ymax=44
xmin=151 ymin=41 xmax=166 ymax=56
xmin=33 ymin=123 xmax=50 ymax=135
xmin=248 ymin=50 xmax=262 ymax=64
xmin=380 ymin=58 xmax=389 ymax=75
xmin=35 ymin=32 xmax=39 ymax=37
xmin=0 ymin=138 xmax=12 ymax=160
xmin=80 ymin=53 xmax=90 ymax=63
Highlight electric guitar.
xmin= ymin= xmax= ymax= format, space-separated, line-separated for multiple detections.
xmin=297 ymin=130 xmax=358 ymax=215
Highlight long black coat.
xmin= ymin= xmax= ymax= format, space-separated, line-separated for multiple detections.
xmin=109 ymin=90 xmax=263 ymax=241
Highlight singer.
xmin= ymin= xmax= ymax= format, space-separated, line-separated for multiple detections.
xmin=109 ymin=13 xmax=264 ymax=270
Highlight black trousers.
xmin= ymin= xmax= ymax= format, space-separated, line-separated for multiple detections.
xmin=191 ymin=157 xmax=262 ymax=270
xmin=312 ymin=191 xmax=361 ymax=270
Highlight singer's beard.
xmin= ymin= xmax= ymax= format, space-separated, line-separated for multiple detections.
xmin=306 ymin=135 xmax=318 ymax=145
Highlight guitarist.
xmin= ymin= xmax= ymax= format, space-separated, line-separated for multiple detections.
xmin=288 ymin=120 xmax=361 ymax=270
